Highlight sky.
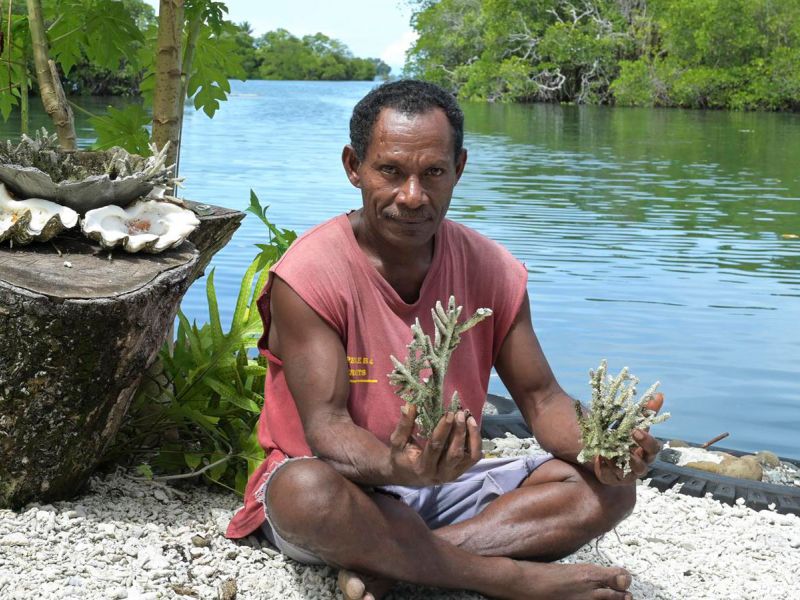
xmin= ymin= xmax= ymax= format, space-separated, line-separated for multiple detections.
xmin=142 ymin=0 xmax=418 ymax=74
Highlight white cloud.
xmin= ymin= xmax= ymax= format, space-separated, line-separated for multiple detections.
xmin=380 ymin=30 xmax=418 ymax=72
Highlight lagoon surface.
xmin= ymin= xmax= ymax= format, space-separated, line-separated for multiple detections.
xmin=4 ymin=80 xmax=799 ymax=458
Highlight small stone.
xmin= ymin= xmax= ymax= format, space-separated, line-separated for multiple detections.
xmin=659 ymin=448 xmax=681 ymax=465
xmin=218 ymin=578 xmax=237 ymax=600
xmin=0 ymin=532 xmax=29 ymax=546
xmin=63 ymin=261 xmax=72 ymax=268
xmin=754 ymin=451 xmax=781 ymax=468
xmin=191 ymin=534 xmax=210 ymax=548
xmin=153 ymin=489 xmax=169 ymax=502
xmin=171 ymin=584 xmax=198 ymax=597
xmin=718 ymin=456 xmax=763 ymax=481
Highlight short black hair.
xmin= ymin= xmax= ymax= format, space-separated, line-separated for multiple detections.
xmin=349 ymin=79 xmax=464 ymax=163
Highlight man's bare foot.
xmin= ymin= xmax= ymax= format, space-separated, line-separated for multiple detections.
xmin=495 ymin=561 xmax=633 ymax=600
xmin=337 ymin=569 xmax=394 ymax=600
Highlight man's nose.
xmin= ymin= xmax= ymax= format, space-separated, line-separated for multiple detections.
xmin=396 ymin=175 xmax=425 ymax=209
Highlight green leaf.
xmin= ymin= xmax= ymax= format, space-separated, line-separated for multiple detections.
xmin=205 ymin=269 xmax=224 ymax=346
xmin=89 ymin=105 xmax=152 ymax=155
xmin=136 ymin=463 xmax=153 ymax=479
xmin=205 ymin=376 xmax=261 ymax=414
xmin=231 ymin=257 xmax=261 ymax=333
xmin=177 ymin=311 xmax=205 ymax=367
xmin=207 ymin=451 xmax=229 ymax=481
xmin=184 ymin=453 xmax=203 ymax=470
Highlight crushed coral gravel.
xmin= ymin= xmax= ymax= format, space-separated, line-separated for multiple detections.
xmin=1 ymin=435 xmax=798 ymax=599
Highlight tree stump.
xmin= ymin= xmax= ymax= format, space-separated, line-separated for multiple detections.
xmin=0 ymin=202 xmax=242 ymax=508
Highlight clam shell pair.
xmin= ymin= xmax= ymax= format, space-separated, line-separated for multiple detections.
xmin=82 ymin=200 xmax=200 ymax=253
xmin=0 ymin=182 xmax=199 ymax=253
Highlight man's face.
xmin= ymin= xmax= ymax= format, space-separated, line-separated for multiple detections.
xmin=343 ymin=107 xmax=467 ymax=249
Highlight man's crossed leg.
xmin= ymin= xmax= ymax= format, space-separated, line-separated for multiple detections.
xmin=264 ymin=453 xmax=636 ymax=600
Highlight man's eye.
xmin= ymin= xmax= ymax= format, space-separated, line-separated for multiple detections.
xmin=426 ymin=167 xmax=444 ymax=176
xmin=380 ymin=166 xmax=398 ymax=175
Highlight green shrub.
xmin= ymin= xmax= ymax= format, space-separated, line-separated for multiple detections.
xmin=611 ymin=60 xmax=656 ymax=107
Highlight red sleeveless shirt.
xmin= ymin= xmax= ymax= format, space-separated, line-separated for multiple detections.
xmin=226 ymin=214 xmax=528 ymax=538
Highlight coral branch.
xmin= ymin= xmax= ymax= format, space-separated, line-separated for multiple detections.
xmin=388 ymin=296 xmax=492 ymax=438
xmin=575 ymin=359 xmax=670 ymax=476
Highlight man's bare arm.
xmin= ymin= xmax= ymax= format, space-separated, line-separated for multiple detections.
xmin=493 ymin=291 xmax=583 ymax=460
xmin=269 ymin=276 xmax=481 ymax=486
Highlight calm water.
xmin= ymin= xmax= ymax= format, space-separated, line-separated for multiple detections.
xmin=4 ymin=81 xmax=799 ymax=458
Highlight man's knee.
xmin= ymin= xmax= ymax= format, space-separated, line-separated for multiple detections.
xmin=266 ymin=459 xmax=350 ymax=541
xmin=597 ymin=481 xmax=636 ymax=525
xmin=547 ymin=461 xmax=636 ymax=537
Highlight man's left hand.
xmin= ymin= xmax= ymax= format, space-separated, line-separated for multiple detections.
xmin=593 ymin=392 xmax=665 ymax=486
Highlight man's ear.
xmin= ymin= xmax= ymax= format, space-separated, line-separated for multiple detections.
xmin=454 ymin=148 xmax=468 ymax=184
xmin=342 ymin=145 xmax=362 ymax=188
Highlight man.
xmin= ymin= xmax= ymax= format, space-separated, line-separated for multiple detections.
xmin=227 ymin=80 xmax=664 ymax=600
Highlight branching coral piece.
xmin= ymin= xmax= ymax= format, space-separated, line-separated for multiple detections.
xmin=388 ymin=296 xmax=492 ymax=438
xmin=575 ymin=359 xmax=670 ymax=476
xmin=0 ymin=128 xmax=181 ymax=213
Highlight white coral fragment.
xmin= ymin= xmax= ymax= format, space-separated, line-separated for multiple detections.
xmin=81 ymin=200 xmax=199 ymax=254
xmin=575 ymin=359 xmax=670 ymax=476
xmin=0 ymin=182 xmax=78 ymax=246
xmin=388 ymin=295 xmax=492 ymax=437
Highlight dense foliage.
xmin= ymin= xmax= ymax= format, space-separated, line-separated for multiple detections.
xmin=252 ymin=29 xmax=391 ymax=81
xmin=406 ymin=0 xmax=800 ymax=110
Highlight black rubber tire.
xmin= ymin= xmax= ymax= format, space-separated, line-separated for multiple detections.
xmin=481 ymin=413 xmax=800 ymax=516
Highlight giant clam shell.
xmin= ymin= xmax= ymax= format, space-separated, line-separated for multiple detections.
xmin=0 ymin=131 xmax=176 ymax=214
xmin=81 ymin=200 xmax=200 ymax=253
xmin=0 ymin=183 xmax=79 ymax=245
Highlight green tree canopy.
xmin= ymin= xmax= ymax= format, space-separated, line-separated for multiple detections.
xmin=255 ymin=29 xmax=389 ymax=81
xmin=405 ymin=0 xmax=800 ymax=111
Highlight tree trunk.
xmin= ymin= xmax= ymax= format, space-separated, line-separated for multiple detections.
xmin=25 ymin=0 xmax=76 ymax=150
xmin=152 ymin=0 xmax=184 ymax=176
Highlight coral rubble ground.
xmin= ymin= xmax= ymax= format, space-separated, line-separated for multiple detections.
xmin=1 ymin=436 xmax=798 ymax=600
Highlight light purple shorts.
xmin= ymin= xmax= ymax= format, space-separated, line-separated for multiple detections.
xmin=260 ymin=454 xmax=554 ymax=565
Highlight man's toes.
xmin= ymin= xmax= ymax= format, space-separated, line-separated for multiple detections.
xmin=337 ymin=569 xmax=366 ymax=599
xmin=609 ymin=569 xmax=631 ymax=591
xmin=594 ymin=591 xmax=632 ymax=600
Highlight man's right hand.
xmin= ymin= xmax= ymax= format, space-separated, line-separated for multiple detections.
xmin=388 ymin=403 xmax=482 ymax=486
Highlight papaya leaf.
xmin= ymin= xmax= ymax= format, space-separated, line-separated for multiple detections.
xmin=89 ymin=105 xmax=152 ymax=155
